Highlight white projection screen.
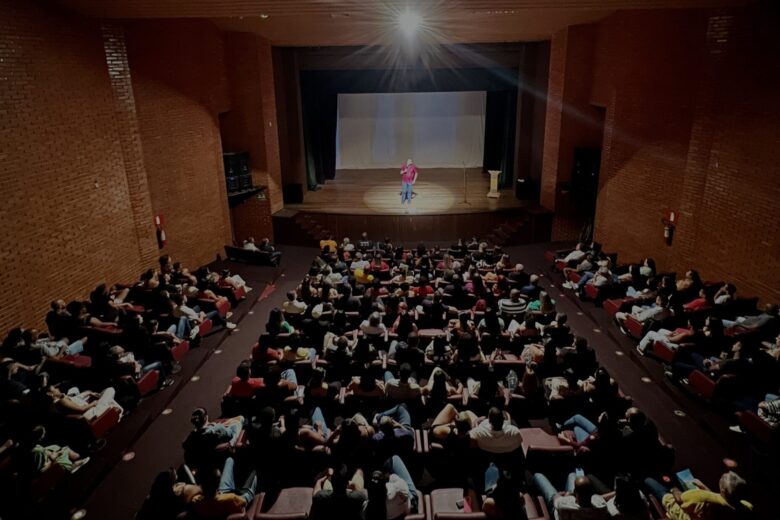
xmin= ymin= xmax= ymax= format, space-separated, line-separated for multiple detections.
xmin=335 ymin=91 xmax=486 ymax=170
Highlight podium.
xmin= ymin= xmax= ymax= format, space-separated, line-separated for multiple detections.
xmin=487 ymin=170 xmax=501 ymax=198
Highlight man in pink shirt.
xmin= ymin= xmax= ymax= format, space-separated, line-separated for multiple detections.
xmin=400 ymin=158 xmax=418 ymax=212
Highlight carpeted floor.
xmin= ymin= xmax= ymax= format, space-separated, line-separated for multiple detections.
xmin=74 ymin=242 xmax=774 ymax=519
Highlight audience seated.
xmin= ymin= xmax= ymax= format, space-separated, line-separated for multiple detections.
xmin=105 ymin=238 xmax=772 ymax=519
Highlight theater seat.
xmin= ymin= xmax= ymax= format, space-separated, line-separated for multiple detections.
xmin=120 ymin=369 xmax=160 ymax=397
xmin=687 ymin=370 xmax=716 ymax=400
xmin=429 ymin=488 xmax=485 ymax=519
xmin=255 ymin=487 xmax=313 ymax=519
xmin=603 ymin=298 xmax=626 ymax=317
xmin=198 ymin=318 xmax=214 ymax=336
xmin=171 ymin=340 xmax=190 ymax=362
xmin=624 ymin=315 xmax=646 ymax=339
xmin=405 ymin=490 xmax=427 ymax=520
xmin=518 ymin=428 xmax=574 ymax=467
xmin=736 ymin=410 xmax=777 ymax=445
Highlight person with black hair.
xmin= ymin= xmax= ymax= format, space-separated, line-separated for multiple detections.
xmin=228 ymin=361 xmax=264 ymax=398
xmin=190 ymin=457 xmax=257 ymax=519
xmin=365 ymin=455 xmax=419 ymax=519
xmin=482 ymin=464 xmax=528 ymax=520
xmin=384 ymin=363 xmax=421 ymax=401
xmin=604 ymin=476 xmax=649 ymax=520
xmin=533 ymin=472 xmax=609 ymax=519
xmin=310 ymin=465 xmax=366 ymax=520
xmin=137 ymin=468 xmax=200 ymax=520
xmin=182 ymin=408 xmax=243 ymax=470
xmin=468 ymin=407 xmax=523 ymax=454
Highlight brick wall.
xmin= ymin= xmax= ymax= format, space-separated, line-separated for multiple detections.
xmin=221 ymin=32 xmax=283 ymax=226
xmin=0 ymin=3 xmax=242 ymax=332
xmin=124 ymin=20 xmax=233 ymax=269
xmin=0 ymin=1 xmax=149 ymax=332
xmin=230 ymin=196 xmax=275 ymax=245
xmin=590 ymin=7 xmax=780 ymax=303
xmin=541 ymin=24 xmax=604 ymax=241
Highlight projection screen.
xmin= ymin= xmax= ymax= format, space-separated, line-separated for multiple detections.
xmin=335 ymin=91 xmax=486 ymax=170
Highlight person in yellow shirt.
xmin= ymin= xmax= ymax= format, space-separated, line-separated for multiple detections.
xmin=189 ymin=457 xmax=257 ymax=519
xmin=319 ymin=234 xmax=338 ymax=253
xmin=355 ymin=268 xmax=374 ymax=285
xmin=644 ymin=471 xmax=752 ymax=520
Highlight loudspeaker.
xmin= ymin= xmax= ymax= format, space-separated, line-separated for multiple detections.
xmin=571 ymin=147 xmax=601 ymax=213
xmin=239 ymin=174 xmax=253 ymax=190
xmin=283 ymin=183 xmax=304 ymax=204
xmin=226 ymin=176 xmax=239 ymax=192
xmin=223 ymin=152 xmax=250 ymax=178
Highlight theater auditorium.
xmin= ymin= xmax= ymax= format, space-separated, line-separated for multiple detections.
xmin=1 ymin=1 xmax=778 ymax=519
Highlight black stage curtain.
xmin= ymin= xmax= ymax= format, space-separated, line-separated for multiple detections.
xmin=299 ymin=67 xmax=518 ymax=190
xmin=483 ymin=90 xmax=517 ymax=188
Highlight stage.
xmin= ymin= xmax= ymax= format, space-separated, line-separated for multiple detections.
xmin=274 ymin=168 xmax=550 ymax=245
xmin=285 ymin=168 xmax=524 ymax=216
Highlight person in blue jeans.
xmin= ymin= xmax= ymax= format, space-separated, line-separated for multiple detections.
xmin=400 ymin=158 xmax=418 ymax=212
xmin=562 ymin=414 xmax=599 ymax=443
xmin=365 ymin=455 xmax=419 ymax=518
xmin=191 ymin=456 xmax=257 ymax=517
xmin=483 ymin=464 xmax=526 ymax=519
xmin=374 ymin=403 xmax=413 ymax=429
xmin=533 ymin=472 xmax=608 ymax=517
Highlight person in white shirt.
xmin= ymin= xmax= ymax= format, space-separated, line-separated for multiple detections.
xmin=468 ymin=407 xmax=523 ymax=454
xmin=614 ymin=295 xmax=669 ymax=326
xmin=282 ymin=291 xmax=307 ymax=315
xmin=243 ymin=237 xmax=260 ymax=252
xmin=351 ymin=252 xmax=370 ymax=272
xmin=364 ymin=456 xmax=420 ymax=519
xmin=533 ymin=472 xmax=609 ymax=520
xmin=561 ymin=243 xmax=587 ymax=264
xmin=360 ymin=312 xmax=387 ymax=337
xmin=342 ymin=237 xmax=355 ymax=252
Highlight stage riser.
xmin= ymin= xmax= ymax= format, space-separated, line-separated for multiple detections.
xmin=273 ymin=209 xmax=552 ymax=246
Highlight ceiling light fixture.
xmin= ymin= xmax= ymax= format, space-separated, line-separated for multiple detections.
xmin=260 ymin=13 xmax=269 ymax=20
xmin=397 ymin=9 xmax=423 ymax=39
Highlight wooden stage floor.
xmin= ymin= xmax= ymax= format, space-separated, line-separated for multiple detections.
xmin=284 ymin=168 xmax=525 ymax=216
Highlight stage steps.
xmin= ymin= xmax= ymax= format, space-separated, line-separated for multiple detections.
xmin=272 ymin=206 xmax=553 ymax=248
xmin=485 ymin=214 xmax=531 ymax=246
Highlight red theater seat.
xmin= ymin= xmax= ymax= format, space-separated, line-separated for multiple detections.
xmin=120 ymin=369 xmax=160 ymax=397
xmin=736 ymin=410 xmax=777 ymax=445
xmin=171 ymin=340 xmax=190 ymax=362
xmin=255 ymin=487 xmax=313 ymax=519
xmin=688 ymin=370 xmax=716 ymax=400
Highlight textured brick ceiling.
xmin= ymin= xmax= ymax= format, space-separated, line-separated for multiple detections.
xmin=58 ymin=0 xmax=749 ymax=45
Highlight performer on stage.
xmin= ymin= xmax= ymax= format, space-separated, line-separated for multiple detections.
xmin=400 ymin=158 xmax=418 ymax=212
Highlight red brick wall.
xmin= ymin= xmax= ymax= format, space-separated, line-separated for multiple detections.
xmin=221 ymin=32 xmax=283 ymax=228
xmin=0 ymin=3 xmax=239 ymax=332
xmin=590 ymin=8 xmax=780 ymax=303
xmin=230 ymin=196 xmax=275 ymax=245
xmin=0 ymin=1 xmax=150 ymax=332
xmin=221 ymin=33 xmax=267 ymax=190
xmin=541 ymin=24 xmax=603 ymax=241
xmin=124 ymin=20 xmax=233 ymax=269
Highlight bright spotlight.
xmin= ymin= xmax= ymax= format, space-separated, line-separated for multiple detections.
xmin=398 ymin=9 xmax=422 ymax=39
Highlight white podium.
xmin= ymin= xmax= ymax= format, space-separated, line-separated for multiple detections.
xmin=487 ymin=170 xmax=501 ymax=198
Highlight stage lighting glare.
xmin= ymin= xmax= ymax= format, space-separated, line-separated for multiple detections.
xmin=398 ymin=9 xmax=422 ymax=39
